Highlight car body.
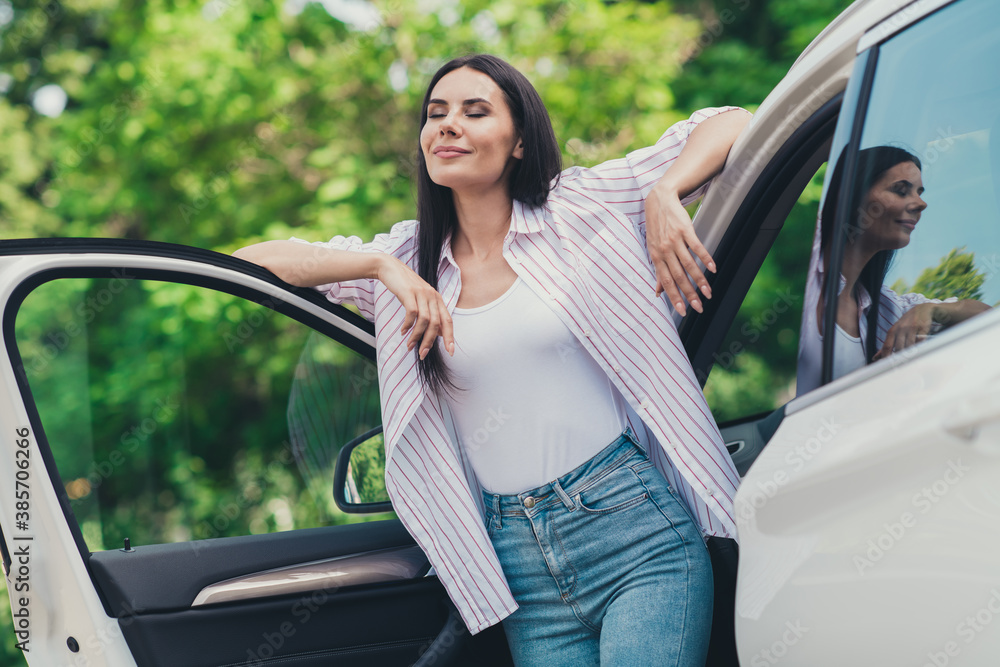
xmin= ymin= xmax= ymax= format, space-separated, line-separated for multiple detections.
xmin=2 ymin=0 xmax=999 ymax=664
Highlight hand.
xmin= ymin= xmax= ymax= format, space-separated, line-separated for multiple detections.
xmin=644 ymin=181 xmax=716 ymax=316
xmin=377 ymin=256 xmax=455 ymax=360
xmin=872 ymin=303 xmax=935 ymax=361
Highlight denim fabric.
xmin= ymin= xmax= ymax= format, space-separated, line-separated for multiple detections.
xmin=482 ymin=430 xmax=713 ymax=667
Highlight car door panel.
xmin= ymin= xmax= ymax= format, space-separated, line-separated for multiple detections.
xmin=0 ymin=241 xmax=508 ymax=666
xmin=735 ymin=310 xmax=1000 ymax=665
xmin=86 ymin=522 xmax=422 ymax=615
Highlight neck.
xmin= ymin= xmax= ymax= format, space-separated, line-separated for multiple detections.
xmin=451 ymin=186 xmax=515 ymax=260
xmin=837 ymin=241 xmax=879 ymax=298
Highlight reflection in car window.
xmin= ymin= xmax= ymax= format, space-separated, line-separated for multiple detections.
xmin=14 ymin=277 xmax=385 ymax=551
xmin=797 ymin=0 xmax=997 ymax=394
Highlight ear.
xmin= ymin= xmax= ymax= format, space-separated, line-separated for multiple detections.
xmin=513 ymin=138 xmax=524 ymax=160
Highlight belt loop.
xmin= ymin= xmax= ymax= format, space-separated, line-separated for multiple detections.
xmin=624 ymin=425 xmax=647 ymax=457
xmin=491 ymin=494 xmax=502 ymax=529
xmin=551 ymin=479 xmax=576 ymax=511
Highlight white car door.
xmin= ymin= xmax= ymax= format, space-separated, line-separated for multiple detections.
xmin=728 ymin=0 xmax=1000 ymax=663
xmin=0 ymin=240 xmax=500 ymax=666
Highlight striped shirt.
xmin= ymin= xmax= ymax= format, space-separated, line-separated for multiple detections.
xmin=307 ymin=106 xmax=744 ymax=634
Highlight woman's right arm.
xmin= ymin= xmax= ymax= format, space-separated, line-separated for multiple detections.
xmin=233 ymin=240 xmax=385 ymax=287
xmin=233 ymin=240 xmax=454 ymax=358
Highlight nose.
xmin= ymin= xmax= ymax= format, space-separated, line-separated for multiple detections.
xmin=439 ymin=111 xmax=461 ymax=136
xmin=910 ymin=193 xmax=927 ymax=214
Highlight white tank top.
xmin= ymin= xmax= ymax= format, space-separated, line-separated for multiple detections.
xmin=442 ymin=277 xmax=627 ymax=494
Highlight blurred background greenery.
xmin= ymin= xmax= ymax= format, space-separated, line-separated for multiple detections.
xmin=0 ymin=0 xmax=851 ymax=663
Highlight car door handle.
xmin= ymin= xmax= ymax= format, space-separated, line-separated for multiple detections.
xmin=191 ymin=545 xmax=430 ymax=606
xmin=942 ymin=390 xmax=1000 ymax=440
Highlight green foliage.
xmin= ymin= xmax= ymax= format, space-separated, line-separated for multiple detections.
xmin=14 ymin=277 xmax=386 ymax=550
xmin=703 ymin=165 xmax=825 ymax=423
xmin=891 ymin=247 xmax=987 ymax=302
xmin=0 ymin=0 xmax=851 ymax=660
xmin=348 ymin=433 xmax=389 ymax=503
xmin=669 ymin=0 xmax=854 ymax=109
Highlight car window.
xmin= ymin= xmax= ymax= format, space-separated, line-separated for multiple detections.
xmin=13 ymin=275 xmax=385 ymax=552
xmin=703 ymin=164 xmax=826 ymax=424
xmin=798 ymin=0 xmax=999 ymax=392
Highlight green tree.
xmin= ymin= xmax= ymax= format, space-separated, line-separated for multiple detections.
xmin=0 ymin=0 xmax=852 ymax=661
xmin=891 ymin=247 xmax=987 ymax=302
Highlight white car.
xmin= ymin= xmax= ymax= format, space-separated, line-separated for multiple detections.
xmin=2 ymin=0 xmax=998 ymax=665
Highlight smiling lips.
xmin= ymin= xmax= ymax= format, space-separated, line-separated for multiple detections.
xmin=433 ymin=145 xmax=470 ymax=159
xmin=897 ymin=219 xmax=918 ymax=231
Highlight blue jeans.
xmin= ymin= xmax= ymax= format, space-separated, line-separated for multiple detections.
xmin=482 ymin=429 xmax=713 ymax=667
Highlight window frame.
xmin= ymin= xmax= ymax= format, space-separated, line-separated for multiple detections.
xmin=1 ymin=244 xmax=377 ymax=573
xmin=787 ymin=1 xmax=1000 ymax=416
xmin=681 ymin=96 xmax=841 ymax=422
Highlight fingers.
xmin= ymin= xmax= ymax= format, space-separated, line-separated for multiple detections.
xmin=874 ymin=325 xmax=921 ymax=361
xmin=666 ymin=252 xmax=702 ymax=314
xmin=400 ymin=290 xmax=453 ymax=360
xmin=656 ymin=267 xmax=686 ymax=317
xmin=875 ymin=327 xmax=898 ymax=361
xmin=440 ymin=305 xmax=456 ymax=356
xmin=675 ymin=231 xmax=713 ymax=301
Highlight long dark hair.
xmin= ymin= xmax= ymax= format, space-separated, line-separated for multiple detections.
xmin=415 ymin=54 xmax=563 ymax=394
xmin=820 ymin=145 xmax=922 ymax=362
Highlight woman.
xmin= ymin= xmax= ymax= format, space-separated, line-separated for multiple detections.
xmin=236 ymin=54 xmax=749 ymax=665
xmin=797 ymin=146 xmax=989 ymax=394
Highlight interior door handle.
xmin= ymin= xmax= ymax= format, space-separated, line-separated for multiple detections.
xmin=942 ymin=391 xmax=1000 ymax=440
xmin=191 ymin=545 xmax=429 ymax=606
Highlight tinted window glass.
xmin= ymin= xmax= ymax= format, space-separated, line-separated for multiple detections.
xmin=14 ymin=275 xmax=384 ymax=551
xmin=798 ymin=0 xmax=998 ymax=393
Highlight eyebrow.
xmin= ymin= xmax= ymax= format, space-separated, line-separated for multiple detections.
xmin=428 ymin=97 xmax=493 ymax=107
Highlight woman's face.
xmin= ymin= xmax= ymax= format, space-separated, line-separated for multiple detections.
xmin=855 ymin=160 xmax=927 ymax=252
xmin=419 ymin=67 xmax=523 ymax=195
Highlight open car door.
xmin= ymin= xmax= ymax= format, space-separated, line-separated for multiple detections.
xmin=0 ymin=239 xmax=509 ymax=666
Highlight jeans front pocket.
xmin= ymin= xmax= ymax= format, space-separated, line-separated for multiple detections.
xmin=575 ymin=466 xmax=650 ymax=515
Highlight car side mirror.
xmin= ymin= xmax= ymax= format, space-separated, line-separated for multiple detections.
xmin=333 ymin=425 xmax=392 ymax=513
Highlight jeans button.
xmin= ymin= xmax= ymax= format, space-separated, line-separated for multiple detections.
xmin=523 ymin=496 xmax=536 ymax=508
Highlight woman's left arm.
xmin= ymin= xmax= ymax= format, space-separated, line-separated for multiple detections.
xmin=644 ymin=109 xmax=751 ymax=316
xmin=874 ymin=300 xmax=992 ymax=360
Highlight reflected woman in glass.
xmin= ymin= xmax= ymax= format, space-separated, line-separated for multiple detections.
xmin=797 ymin=146 xmax=990 ymax=394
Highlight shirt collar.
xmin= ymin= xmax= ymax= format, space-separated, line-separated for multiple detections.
xmin=438 ymin=230 xmax=458 ymax=270
xmin=509 ymin=199 xmax=544 ymax=235
xmin=435 ymin=198 xmax=542 ymax=274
